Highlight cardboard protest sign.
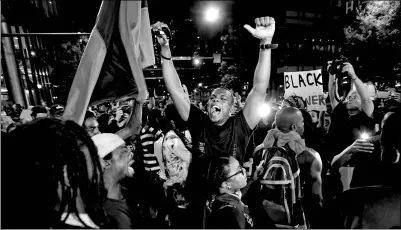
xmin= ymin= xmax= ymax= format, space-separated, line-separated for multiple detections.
xmin=284 ymin=69 xmax=326 ymax=111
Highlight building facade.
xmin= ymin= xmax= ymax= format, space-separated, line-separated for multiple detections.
xmin=1 ymin=0 xmax=60 ymax=108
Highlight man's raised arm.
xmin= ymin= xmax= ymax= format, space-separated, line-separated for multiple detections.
xmin=156 ymin=27 xmax=190 ymax=121
xmin=242 ymin=17 xmax=276 ymax=130
xmin=327 ymin=61 xmax=339 ymax=110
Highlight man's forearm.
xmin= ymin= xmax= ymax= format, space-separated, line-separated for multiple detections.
xmin=160 ymin=47 xmax=183 ymax=97
xmin=351 ymin=75 xmax=374 ymax=116
xmin=352 ymin=76 xmax=370 ymax=102
xmin=328 ymin=75 xmax=336 ymax=102
xmin=303 ymin=192 xmax=323 ymax=229
xmin=160 ymin=46 xmax=190 ymax=121
xmin=150 ymin=96 xmax=155 ymax=108
xmin=253 ymin=41 xmax=271 ymax=92
xmin=331 ymin=148 xmax=351 ymax=169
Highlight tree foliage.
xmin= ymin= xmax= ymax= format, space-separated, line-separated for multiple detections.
xmin=37 ymin=36 xmax=87 ymax=103
xmin=343 ymin=1 xmax=401 ymax=89
xmin=218 ymin=61 xmax=241 ymax=91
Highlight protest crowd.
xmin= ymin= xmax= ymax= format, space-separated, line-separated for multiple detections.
xmin=1 ymin=4 xmax=400 ymax=230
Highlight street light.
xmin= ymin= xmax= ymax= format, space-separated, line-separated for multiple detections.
xmin=204 ymin=6 xmax=220 ymax=23
xmin=193 ymin=57 xmax=201 ymax=66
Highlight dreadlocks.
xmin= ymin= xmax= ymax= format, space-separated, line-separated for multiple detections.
xmin=2 ymin=118 xmax=108 ymax=228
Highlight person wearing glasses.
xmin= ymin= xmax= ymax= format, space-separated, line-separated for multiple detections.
xmin=205 ymin=156 xmax=265 ymax=229
xmin=326 ymin=60 xmax=377 ymax=192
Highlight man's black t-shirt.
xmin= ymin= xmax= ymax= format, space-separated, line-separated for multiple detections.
xmin=104 ymin=198 xmax=138 ymax=229
xmin=187 ymin=104 xmax=253 ymax=164
xmin=326 ymin=103 xmax=376 ymax=161
xmin=184 ymin=104 xmax=253 ymax=228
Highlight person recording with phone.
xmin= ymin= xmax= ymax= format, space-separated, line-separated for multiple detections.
xmin=325 ymin=57 xmax=377 ymax=190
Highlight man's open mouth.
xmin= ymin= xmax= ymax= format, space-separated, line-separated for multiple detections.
xmin=128 ymin=160 xmax=135 ymax=175
xmin=211 ymin=105 xmax=221 ymax=115
xmin=347 ymin=107 xmax=359 ymax=114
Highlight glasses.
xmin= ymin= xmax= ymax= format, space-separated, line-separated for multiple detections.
xmin=346 ymin=95 xmax=359 ymax=101
xmin=86 ymin=125 xmax=99 ymax=132
xmin=225 ymin=166 xmax=245 ymax=181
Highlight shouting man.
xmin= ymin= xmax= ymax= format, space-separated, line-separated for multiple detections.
xmin=156 ymin=16 xmax=275 ymax=164
xmin=92 ymin=133 xmax=137 ymax=229
xmin=156 ymin=16 xmax=276 ymax=228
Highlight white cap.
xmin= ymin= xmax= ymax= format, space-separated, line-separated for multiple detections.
xmin=92 ymin=133 xmax=125 ymax=159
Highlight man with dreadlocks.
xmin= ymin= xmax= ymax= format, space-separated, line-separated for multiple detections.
xmin=1 ymin=118 xmax=108 ymax=229
xmin=156 ymin=16 xmax=276 ymax=228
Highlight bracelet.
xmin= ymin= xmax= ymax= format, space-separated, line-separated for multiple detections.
xmin=161 ymin=55 xmax=172 ymax=60
xmin=260 ymin=44 xmax=278 ymax=50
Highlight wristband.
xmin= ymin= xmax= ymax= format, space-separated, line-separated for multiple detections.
xmin=260 ymin=44 xmax=278 ymax=50
xmin=161 ymin=54 xmax=172 ymax=60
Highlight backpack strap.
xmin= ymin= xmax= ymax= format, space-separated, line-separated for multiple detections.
xmin=216 ymin=204 xmax=235 ymax=212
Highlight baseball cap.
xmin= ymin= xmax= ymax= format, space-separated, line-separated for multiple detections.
xmin=91 ymin=133 xmax=125 ymax=159
xmin=31 ymin=106 xmax=48 ymax=115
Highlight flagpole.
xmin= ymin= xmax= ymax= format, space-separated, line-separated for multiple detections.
xmin=1 ymin=33 xmax=91 ymax=37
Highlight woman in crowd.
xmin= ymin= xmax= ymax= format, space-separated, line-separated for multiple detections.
xmin=206 ymin=156 xmax=263 ymax=229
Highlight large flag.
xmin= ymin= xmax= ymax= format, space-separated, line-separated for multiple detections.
xmin=63 ymin=0 xmax=155 ymax=125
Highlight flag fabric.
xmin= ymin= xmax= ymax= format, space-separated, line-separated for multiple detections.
xmin=63 ymin=0 xmax=155 ymax=125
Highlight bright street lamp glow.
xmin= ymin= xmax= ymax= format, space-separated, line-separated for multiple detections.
xmin=204 ymin=6 xmax=220 ymax=23
xmin=198 ymin=82 xmax=203 ymax=87
xmin=257 ymin=103 xmax=271 ymax=118
xmin=193 ymin=58 xmax=200 ymax=66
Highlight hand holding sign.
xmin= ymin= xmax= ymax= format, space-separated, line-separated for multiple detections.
xmin=244 ymin=17 xmax=275 ymax=43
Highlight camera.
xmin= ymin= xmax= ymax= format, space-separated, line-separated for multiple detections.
xmin=328 ymin=55 xmax=351 ymax=99
xmin=153 ymin=26 xmax=172 ymax=41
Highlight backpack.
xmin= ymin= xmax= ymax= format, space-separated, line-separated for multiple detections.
xmin=258 ymin=144 xmax=307 ymax=229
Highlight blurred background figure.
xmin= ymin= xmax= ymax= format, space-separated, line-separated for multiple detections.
xmin=2 ymin=118 xmax=109 ymax=228
xmin=31 ymin=105 xmax=48 ymax=119
xmin=49 ymin=104 xmax=65 ymax=120
xmin=83 ymin=111 xmax=101 ymax=137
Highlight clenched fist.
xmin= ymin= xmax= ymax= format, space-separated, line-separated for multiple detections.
xmin=244 ymin=16 xmax=275 ymax=44
xmin=152 ymin=21 xmax=170 ymax=47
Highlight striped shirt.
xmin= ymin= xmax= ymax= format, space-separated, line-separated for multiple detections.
xmin=140 ymin=125 xmax=162 ymax=172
